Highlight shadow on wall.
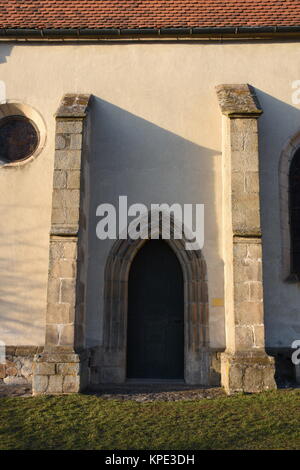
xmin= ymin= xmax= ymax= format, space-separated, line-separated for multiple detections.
xmin=256 ymin=89 xmax=300 ymax=352
xmin=0 ymin=207 xmax=47 ymax=344
xmin=85 ymin=97 xmax=223 ymax=348
xmin=0 ymin=44 xmax=14 ymax=101
xmin=0 ymin=44 xmax=47 ymax=344
xmin=0 ymin=44 xmax=14 ymax=64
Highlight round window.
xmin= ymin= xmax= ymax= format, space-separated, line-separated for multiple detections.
xmin=0 ymin=115 xmax=39 ymax=164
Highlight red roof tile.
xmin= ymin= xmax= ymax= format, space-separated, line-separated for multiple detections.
xmin=0 ymin=0 xmax=300 ymax=30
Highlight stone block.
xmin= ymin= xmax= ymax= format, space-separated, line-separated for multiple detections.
xmin=67 ymin=208 xmax=80 ymax=225
xmin=53 ymin=170 xmax=66 ymax=189
xmin=52 ymin=208 xmax=80 ymax=226
xmin=51 ymin=208 xmax=67 ymax=224
xmin=15 ymin=346 xmax=38 ymax=356
xmin=216 ymin=85 xmax=262 ymax=117
xmin=48 ymin=375 xmax=63 ymax=394
xmin=5 ymin=366 xmax=17 ymax=376
xmin=231 ymin=118 xmax=258 ymax=151
xmin=232 ymin=193 xmax=261 ymax=233
xmin=235 ymin=325 xmax=254 ymax=350
xmin=235 ymin=301 xmax=263 ymax=325
xmin=47 ymin=303 xmax=70 ymax=324
xmin=45 ymin=324 xmax=59 ymax=346
xmin=14 ymin=359 xmax=22 ymax=370
xmin=67 ymin=170 xmax=81 ymax=189
xmin=244 ymin=366 xmax=263 ymax=393
xmin=233 ymin=242 xmax=248 ymax=258
xmin=234 ymin=259 xmax=262 ymax=282
xmin=47 ymin=278 xmax=60 ymax=304
xmin=34 ymin=362 xmax=56 ymax=375
xmin=4 ymin=376 xmax=28 ymax=385
xmin=35 ymin=352 xmax=78 ymax=362
xmin=63 ymin=375 xmax=80 ymax=393
xmin=6 ymin=347 xmax=16 ymax=355
xmin=209 ymin=352 xmax=221 ymax=387
xmin=63 ymin=241 xmax=78 ymax=259
xmin=50 ymin=259 xmax=76 ymax=278
xmin=32 ymin=375 xmax=49 ymax=394
xmin=60 ymin=279 xmax=76 ymax=305
xmin=234 ymin=282 xmax=249 ymax=303
xmin=56 ymin=120 xmax=83 ymax=134
xmin=21 ymin=361 xmax=33 ymax=378
xmin=5 ymin=360 xmax=15 ymax=368
xmin=52 ymin=189 xmax=80 ymax=209
xmin=263 ymin=366 xmax=277 ymax=390
xmin=49 ymin=240 xmax=64 ymax=260
xmin=55 ymin=135 xmax=67 ymax=150
xmin=54 ymin=150 xmax=82 ymax=170
xmin=185 ymin=350 xmax=210 ymax=385
xmin=249 ymin=282 xmax=263 ymax=301
xmin=56 ymin=94 xmax=90 ymax=117
xmin=231 ymin=144 xmax=259 ymax=173
xmin=245 ymin=171 xmax=259 ymax=193
xmin=57 ymin=363 xmax=80 ymax=376
xmin=59 ymin=324 xmax=75 ymax=347
xmin=253 ymin=324 xmax=265 ymax=348
xmin=247 ymin=243 xmax=262 ymax=260
xmin=221 ymin=352 xmax=276 ymax=394
xmin=229 ymin=365 xmax=244 ymax=392
xmin=101 ymin=367 xmax=125 ymax=384
xmin=232 ymin=171 xmax=245 ymax=195
xmin=70 ymin=134 xmax=82 ymax=150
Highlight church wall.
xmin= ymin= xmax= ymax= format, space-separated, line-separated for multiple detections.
xmin=0 ymin=41 xmax=299 ymax=350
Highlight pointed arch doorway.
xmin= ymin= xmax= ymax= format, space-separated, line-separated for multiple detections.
xmin=127 ymin=239 xmax=184 ymax=380
xmin=102 ymin=214 xmax=210 ymax=385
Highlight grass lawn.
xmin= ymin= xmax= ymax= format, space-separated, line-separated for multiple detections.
xmin=0 ymin=389 xmax=299 ymax=450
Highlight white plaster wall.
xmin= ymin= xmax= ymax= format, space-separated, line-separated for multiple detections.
xmin=0 ymin=41 xmax=299 ymax=348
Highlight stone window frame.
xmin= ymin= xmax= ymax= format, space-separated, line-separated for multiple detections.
xmin=279 ymin=130 xmax=300 ymax=282
xmin=101 ymin=211 xmax=210 ymax=385
xmin=0 ymin=101 xmax=46 ymax=168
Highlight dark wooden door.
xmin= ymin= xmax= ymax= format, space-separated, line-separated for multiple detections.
xmin=127 ymin=240 xmax=184 ymax=380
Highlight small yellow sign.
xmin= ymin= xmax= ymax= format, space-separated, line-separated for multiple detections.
xmin=212 ymin=298 xmax=224 ymax=307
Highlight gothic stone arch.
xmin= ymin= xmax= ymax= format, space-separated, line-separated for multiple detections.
xmin=279 ymin=129 xmax=300 ymax=281
xmin=101 ymin=215 xmax=210 ymax=385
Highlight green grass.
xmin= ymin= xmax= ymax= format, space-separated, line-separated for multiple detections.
xmin=0 ymin=389 xmax=299 ymax=450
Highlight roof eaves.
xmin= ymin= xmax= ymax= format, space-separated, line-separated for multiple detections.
xmin=1 ymin=25 xmax=300 ymax=40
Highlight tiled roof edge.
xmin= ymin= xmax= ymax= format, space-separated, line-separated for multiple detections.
xmin=1 ymin=25 xmax=300 ymax=39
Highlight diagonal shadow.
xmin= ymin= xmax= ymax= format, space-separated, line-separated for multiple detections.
xmin=85 ymin=97 xmax=224 ymax=356
xmin=255 ymin=88 xmax=300 ymax=384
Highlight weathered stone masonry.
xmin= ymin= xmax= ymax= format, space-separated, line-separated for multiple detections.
xmin=32 ymin=94 xmax=92 ymax=395
xmin=216 ymin=84 xmax=276 ymax=394
xmin=0 ymin=346 xmax=43 ymax=385
xmin=32 ymin=86 xmax=277 ymax=395
xmin=100 ymin=218 xmax=210 ymax=386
